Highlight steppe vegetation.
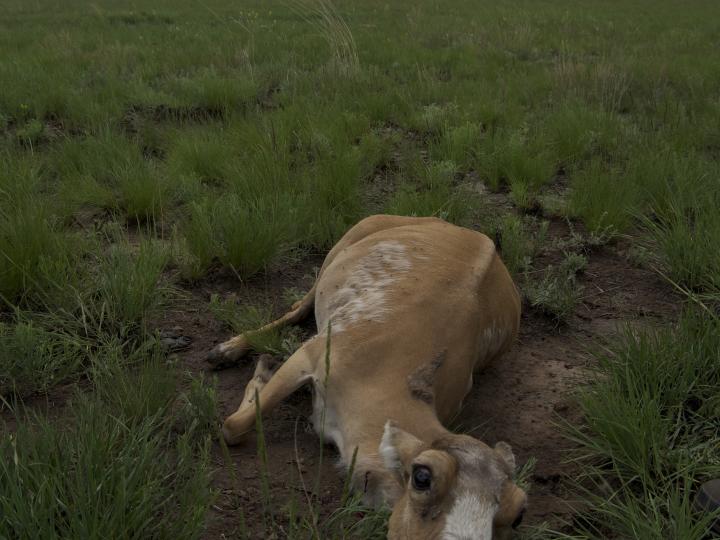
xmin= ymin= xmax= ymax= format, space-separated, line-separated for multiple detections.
xmin=1 ymin=0 xmax=719 ymax=537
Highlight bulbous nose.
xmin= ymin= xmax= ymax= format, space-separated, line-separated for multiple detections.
xmin=512 ymin=507 xmax=525 ymax=529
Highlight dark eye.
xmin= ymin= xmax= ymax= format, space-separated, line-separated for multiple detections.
xmin=411 ymin=465 xmax=432 ymax=491
xmin=512 ymin=508 xmax=525 ymax=529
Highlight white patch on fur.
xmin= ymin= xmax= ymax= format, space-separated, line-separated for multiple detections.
xmin=318 ymin=241 xmax=411 ymax=333
xmin=310 ymin=383 xmax=345 ymax=451
xmin=379 ymin=421 xmax=401 ymax=472
xmin=442 ymin=494 xmax=495 ymax=540
xmin=477 ymin=323 xmax=507 ymax=358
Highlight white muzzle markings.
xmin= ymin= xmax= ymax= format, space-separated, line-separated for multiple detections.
xmin=442 ymin=493 xmax=495 ymax=540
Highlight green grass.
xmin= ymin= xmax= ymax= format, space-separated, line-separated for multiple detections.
xmin=544 ymin=103 xmax=625 ymax=167
xmin=641 ymin=173 xmax=720 ymax=292
xmin=644 ymin=199 xmax=720 ymax=292
xmin=568 ymin=158 xmax=639 ymax=236
xmin=0 ymin=318 xmax=86 ymax=398
xmin=524 ymin=252 xmax=587 ymax=323
xmin=165 ymin=125 xmax=238 ymax=188
xmin=2 ymin=0 xmax=720 ymax=535
xmin=429 ymin=122 xmax=483 ymax=170
xmin=0 ymin=356 xmax=214 ymax=540
xmin=93 ymin=238 xmax=171 ymax=334
xmin=54 ymin=129 xmax=178 ymax=222
xmin=0 ymin=200 xmax=77 ymax=304
xmin=0 ymin=234 xmax=171 ymax=399
xmin=559 ymin=309 xmax=720 ymax=539
xmin=2 ymin=0 xmax=717 ymax=281
xmin=494 ymin=214 xmax=549 ymax=276
xmin=386 ymin=160 xmax=474 ymax=224
xmin=180 ymin=193 xmax=295 ymax=279
xmin=0 ymin=157 xmax=78 ymax=304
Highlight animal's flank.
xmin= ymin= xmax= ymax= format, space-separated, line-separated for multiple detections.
xmin=407 ymin=350 xmax=446 ymax=404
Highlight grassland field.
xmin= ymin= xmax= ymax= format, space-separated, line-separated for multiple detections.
xmin=1 ymin=0 xmax=720 ymax=537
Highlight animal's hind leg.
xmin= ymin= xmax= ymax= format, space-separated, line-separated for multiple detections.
xmin=207 ymin=285 xmax=316 ymax=368
xmin=222 ymin=341 xmax=317 ymax=445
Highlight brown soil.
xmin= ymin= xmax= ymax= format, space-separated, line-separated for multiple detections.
xmin=153 ymin=211 xmax=681 ymax=537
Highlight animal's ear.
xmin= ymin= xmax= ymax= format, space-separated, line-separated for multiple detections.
xmin=494 ymin=482 xmax=527 ymax=527
xmin=379 ymin=421 xmax=424 ymax=476
xmin=494 ymin=441 xmax=516 ymax=473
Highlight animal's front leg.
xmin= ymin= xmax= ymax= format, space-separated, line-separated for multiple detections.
xmin=222 ymin=342 xmax=317 ymax=445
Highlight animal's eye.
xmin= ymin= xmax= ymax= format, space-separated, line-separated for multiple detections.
xmin=411 ymin=465 xmax=432 ymax=491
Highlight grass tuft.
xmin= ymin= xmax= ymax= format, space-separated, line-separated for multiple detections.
xmin=291 ymin=0 xmax=360 ymax=76
xmin=386 ymin=160 xmax=473 ymax=224
xmin=430 ymin=122 xmax=482 ymax=170
xmin=643 ymin=193 xmax=720 ymax=292
xmin=0 ymin=201 xmax=76 ymax=305
xmin=0 ymin=318 xmax=86 ymax=399
xmin=181 ymin=194 xmax=295 ymax=279
xmin=494 ymin=214 xmax=548 ymax=276
xmin=561 ymin=310 xmax=720 ymax=539
xmin=0 ymin=358 xmax=213 ymax=539
xmin=568 ymin=158 xmax=638 ymax=236
xmin=523 ymin=252 xmax=586 ymax=322
xmin=93 ymin=238 xmax=171 ymax=336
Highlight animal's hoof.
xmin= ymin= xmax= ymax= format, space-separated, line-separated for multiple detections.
xmin=221 ymin=424 xmax=236 ymax=445
xmin=206 ymin=344 xmax=236 ymax=370
xmin=222 ymin=417 xmax=249 ymax=446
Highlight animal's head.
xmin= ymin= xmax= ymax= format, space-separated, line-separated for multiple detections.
xmin=380 ymin=422 xmax=527 ymax=539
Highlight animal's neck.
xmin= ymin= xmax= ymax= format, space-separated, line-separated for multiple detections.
xmin=351 ymin=398 xmax=449 ymax=454
xmin=397 ymin=408 xmax=450 ymax=444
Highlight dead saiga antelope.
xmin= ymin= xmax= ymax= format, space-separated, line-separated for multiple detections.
xmin=208 ymin=215 xmax=527 ymax=539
